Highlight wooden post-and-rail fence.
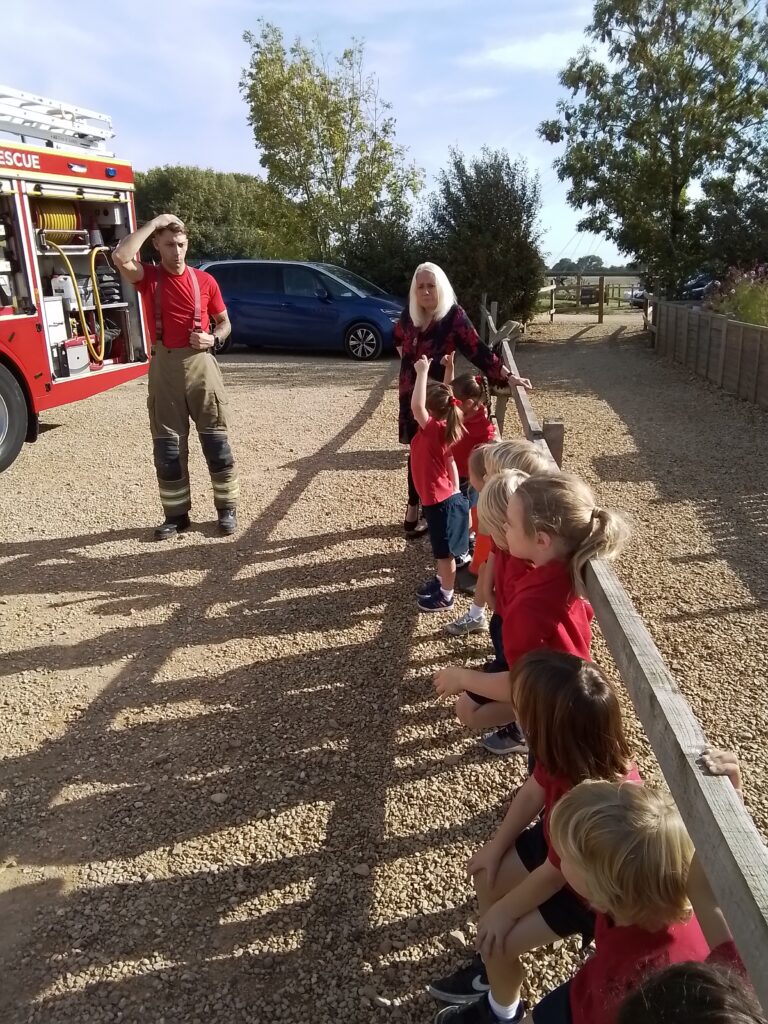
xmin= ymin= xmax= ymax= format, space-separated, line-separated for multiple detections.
xmin=497 ymin=338 xmax=768 ymax=1012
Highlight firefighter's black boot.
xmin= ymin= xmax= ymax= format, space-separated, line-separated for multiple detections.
xmin=217 ymin=508 xmax=237 ymax=536
xmin=154 ymin=513 xmax=191 ymax=540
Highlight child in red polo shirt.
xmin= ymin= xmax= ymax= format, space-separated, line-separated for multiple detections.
xmin=445 ymin=439 xmax=550 ymax=640
xmin=429 ymin=651 xmax=641 ymax=1022
xmin=512 ymin=780 xmax=711 ymax=1024
xmin=411 ymin=355 xmax=468 ymax=612
xmin=433 ymin=472 xmax=628 ymax=750
xmin=449 ymin=370 xmax=498 ymax=487
xmin=617 ymin=748 xmax=759 ymax=1024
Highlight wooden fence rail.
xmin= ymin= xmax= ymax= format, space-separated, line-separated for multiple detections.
xmin=499 ymin=339 xmax=768 ymax=1011
xmin=652 ymin=300 xmax=768 ymax=409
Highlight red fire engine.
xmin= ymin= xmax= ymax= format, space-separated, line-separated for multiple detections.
xmin=0 ymin=86 xmax=150 ymax=472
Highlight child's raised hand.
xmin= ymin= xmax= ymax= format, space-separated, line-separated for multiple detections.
xmin=433 ymin=667 xmax=464 ymax=698
xmin=415 ymin=355 xmax=432 ymax=374
xmin=701 ymin=747 xmax=743 ymax=797
xmin=440 ymin=352 xmax=454 ymax=367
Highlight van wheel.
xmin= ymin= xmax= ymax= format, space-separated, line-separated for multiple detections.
xmin=0 ymin=364 xmax=28 ymax=472
xmin=344 ymin=323 xmax=382 ymax=361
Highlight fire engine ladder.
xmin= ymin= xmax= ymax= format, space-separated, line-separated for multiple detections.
xmin=0 ymin=85 xmax=114 ymax=154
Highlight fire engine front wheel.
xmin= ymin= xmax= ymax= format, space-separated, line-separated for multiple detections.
xmin=0 ymin=364 xmax=27 ymax=473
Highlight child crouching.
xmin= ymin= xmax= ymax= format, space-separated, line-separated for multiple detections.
xmin=521 ymin=781 xmax=710 ymax=1024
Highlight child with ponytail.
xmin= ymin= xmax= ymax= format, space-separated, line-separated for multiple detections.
xmin=433 ymin=472 xmax=628 ymax=741
xmin=411 ymin=354 xmax=469 ymax=612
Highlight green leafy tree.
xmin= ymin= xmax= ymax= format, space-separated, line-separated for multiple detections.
xmin=551 ymin=257 xmax=578 ymax=273
xmin=338 ymin=208 xmax=423 ymax=298
xmin=425 ymin=147 xmax=545 ymax=323
xmin=576 ymin=254 xmax=604 ymax=272
xmin=240 ymin=21 xmax=422 ymax=260
xmin=134 ymin=166 xmax=309 ymax=261
xmin=539 ymin=0 xmax=768 ymax=292
xmin=692 ymin=174 xmax=768 ymax=274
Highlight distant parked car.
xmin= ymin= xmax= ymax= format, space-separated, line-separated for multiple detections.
xmin=679 ymin=274 xmax=717 ymax=302
xmin=622 ymin=286 xmax=647 ymax=309
xmin=198 ymin=260 xmax=403 ymax=360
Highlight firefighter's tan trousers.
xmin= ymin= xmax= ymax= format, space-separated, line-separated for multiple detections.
xmin=147 ymin=345 xmax=239 ymax=517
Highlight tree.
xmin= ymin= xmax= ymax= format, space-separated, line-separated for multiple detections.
xmin=539 ymin=0 xmax=768 ymax=292
xmin=551 ymin=257 xmax=578 ymax=273
xmin=692 ymin=174 xmax=768 ymax=274
xmin=134 ymin=166 xmax=309 ymax=261
xmin=424 ymin=147 xmax=545 ymax=324
xmin=338 ymin=208 xmax=423 ymax=298
xmin=576 ymin=254 xmax=604 ymax=272
xmin=240 ymin=21 xmax=422 ymax=260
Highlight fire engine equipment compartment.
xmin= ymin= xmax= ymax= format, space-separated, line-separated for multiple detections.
xmin=0 ymin=193 xmax=33 ymax=316
xmin=31 ymin=194 xmax=145 ymax=373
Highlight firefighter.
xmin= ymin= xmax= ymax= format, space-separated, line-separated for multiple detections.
xmin=113 ymin=215 xmax=240 ymax=539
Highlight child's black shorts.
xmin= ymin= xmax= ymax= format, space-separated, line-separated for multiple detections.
xmin=532 ymin=980 xmax=573 ymax=1024
xmin=423 ymin=492 xmax=470 ymax=560
xmin=466 ymin=613 xmax=507 ymax=706
xmin=515 ymin=821 xmax=595 ymax=942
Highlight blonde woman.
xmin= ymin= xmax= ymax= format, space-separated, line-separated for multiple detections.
xmin=394 ymin=263 xmax=531 ymax=535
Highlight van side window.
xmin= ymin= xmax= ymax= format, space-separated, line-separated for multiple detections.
xmin=242 ymin=264 xmax=281 ymax=293
xmin=283 ymin=265 xmax=321 ymax=298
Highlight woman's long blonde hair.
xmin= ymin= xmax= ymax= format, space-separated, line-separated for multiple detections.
xmin=409 ymin=262 xmax=456 ymax=328
xmin=513 ymin=472 xmax=628 ymax=591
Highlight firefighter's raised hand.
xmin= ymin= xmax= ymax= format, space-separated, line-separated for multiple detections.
xmin=189 ymin=331 xmax=214 ymax=351
xmin=153 ymin=213 xmax=184 ymax=231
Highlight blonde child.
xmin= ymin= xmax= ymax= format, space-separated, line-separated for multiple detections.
xmin=617 ymin=748 xmax=760 ymax=1024
xmin=495 ymin=780 xmax=711 ymax=1024
xmin=429 ymin=650 xmax=639 ymax=1022
xmin=434 ymin=472 xmax=627 ymax=753
xmin=411 ymin=354 xmax=468 ymax=612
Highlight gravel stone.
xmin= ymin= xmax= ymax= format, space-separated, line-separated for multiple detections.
xmin=1 ymin=337 xmax=766 ymax=1024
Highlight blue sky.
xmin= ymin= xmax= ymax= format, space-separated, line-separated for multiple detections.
xmin=4 ymin=0 xmax=624 ymax=265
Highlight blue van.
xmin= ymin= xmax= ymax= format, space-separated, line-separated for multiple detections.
xmin=199 ymin=259 xmax=404 ymax=360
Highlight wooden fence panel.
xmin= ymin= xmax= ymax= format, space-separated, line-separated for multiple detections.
xmin=707 ymin=320 xmax=725 ymax=384
xmin=686 ymin=310 xmax=699 ymax=370
xmin=696 ymin=314 xmax=713 ymax=377
xmin=739 ymin=326 xmax=760 ymax=402
xmin=757 ymin=333 xmax=768 ymax=409
xmin=654 ymin=300 xmax=768 ymax=409
xmin=722 ymin=321 xmax=742 ymax=395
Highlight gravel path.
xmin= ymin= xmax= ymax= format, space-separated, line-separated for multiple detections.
xmin=1 ymin=327 xmax=766 ymax=1024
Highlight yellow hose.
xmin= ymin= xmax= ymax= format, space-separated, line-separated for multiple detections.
xmin=43 ymin=238 xmax=109 ymax=363
xmin=32 ymin=201 xmax=82 ymax=243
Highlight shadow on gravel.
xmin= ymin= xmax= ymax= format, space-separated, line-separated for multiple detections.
xmin=0 ymin=358 xmax=489 ymax=1022
xmin=522 ymin=335 xmax=768 ymax=610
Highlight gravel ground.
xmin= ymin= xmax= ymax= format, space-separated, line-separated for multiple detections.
xmin=1 ymin=323 xmax=767 ymax=1024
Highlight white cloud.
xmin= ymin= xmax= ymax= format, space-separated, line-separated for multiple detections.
xmin=462 ymin=29 xmax=592 ymax=72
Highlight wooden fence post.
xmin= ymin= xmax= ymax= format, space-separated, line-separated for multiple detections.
xmin=576 ymin=275 xmax=582 ymax=310
xmin=549 ymin=279 xmax=555 ymax=323
xmin=490 ymin=300 xmax=498 ymax=334
xmin=598 ymin=275 xmax=605 ymax=325
xmin=543 ymin=419 xmax=565 ymax=467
